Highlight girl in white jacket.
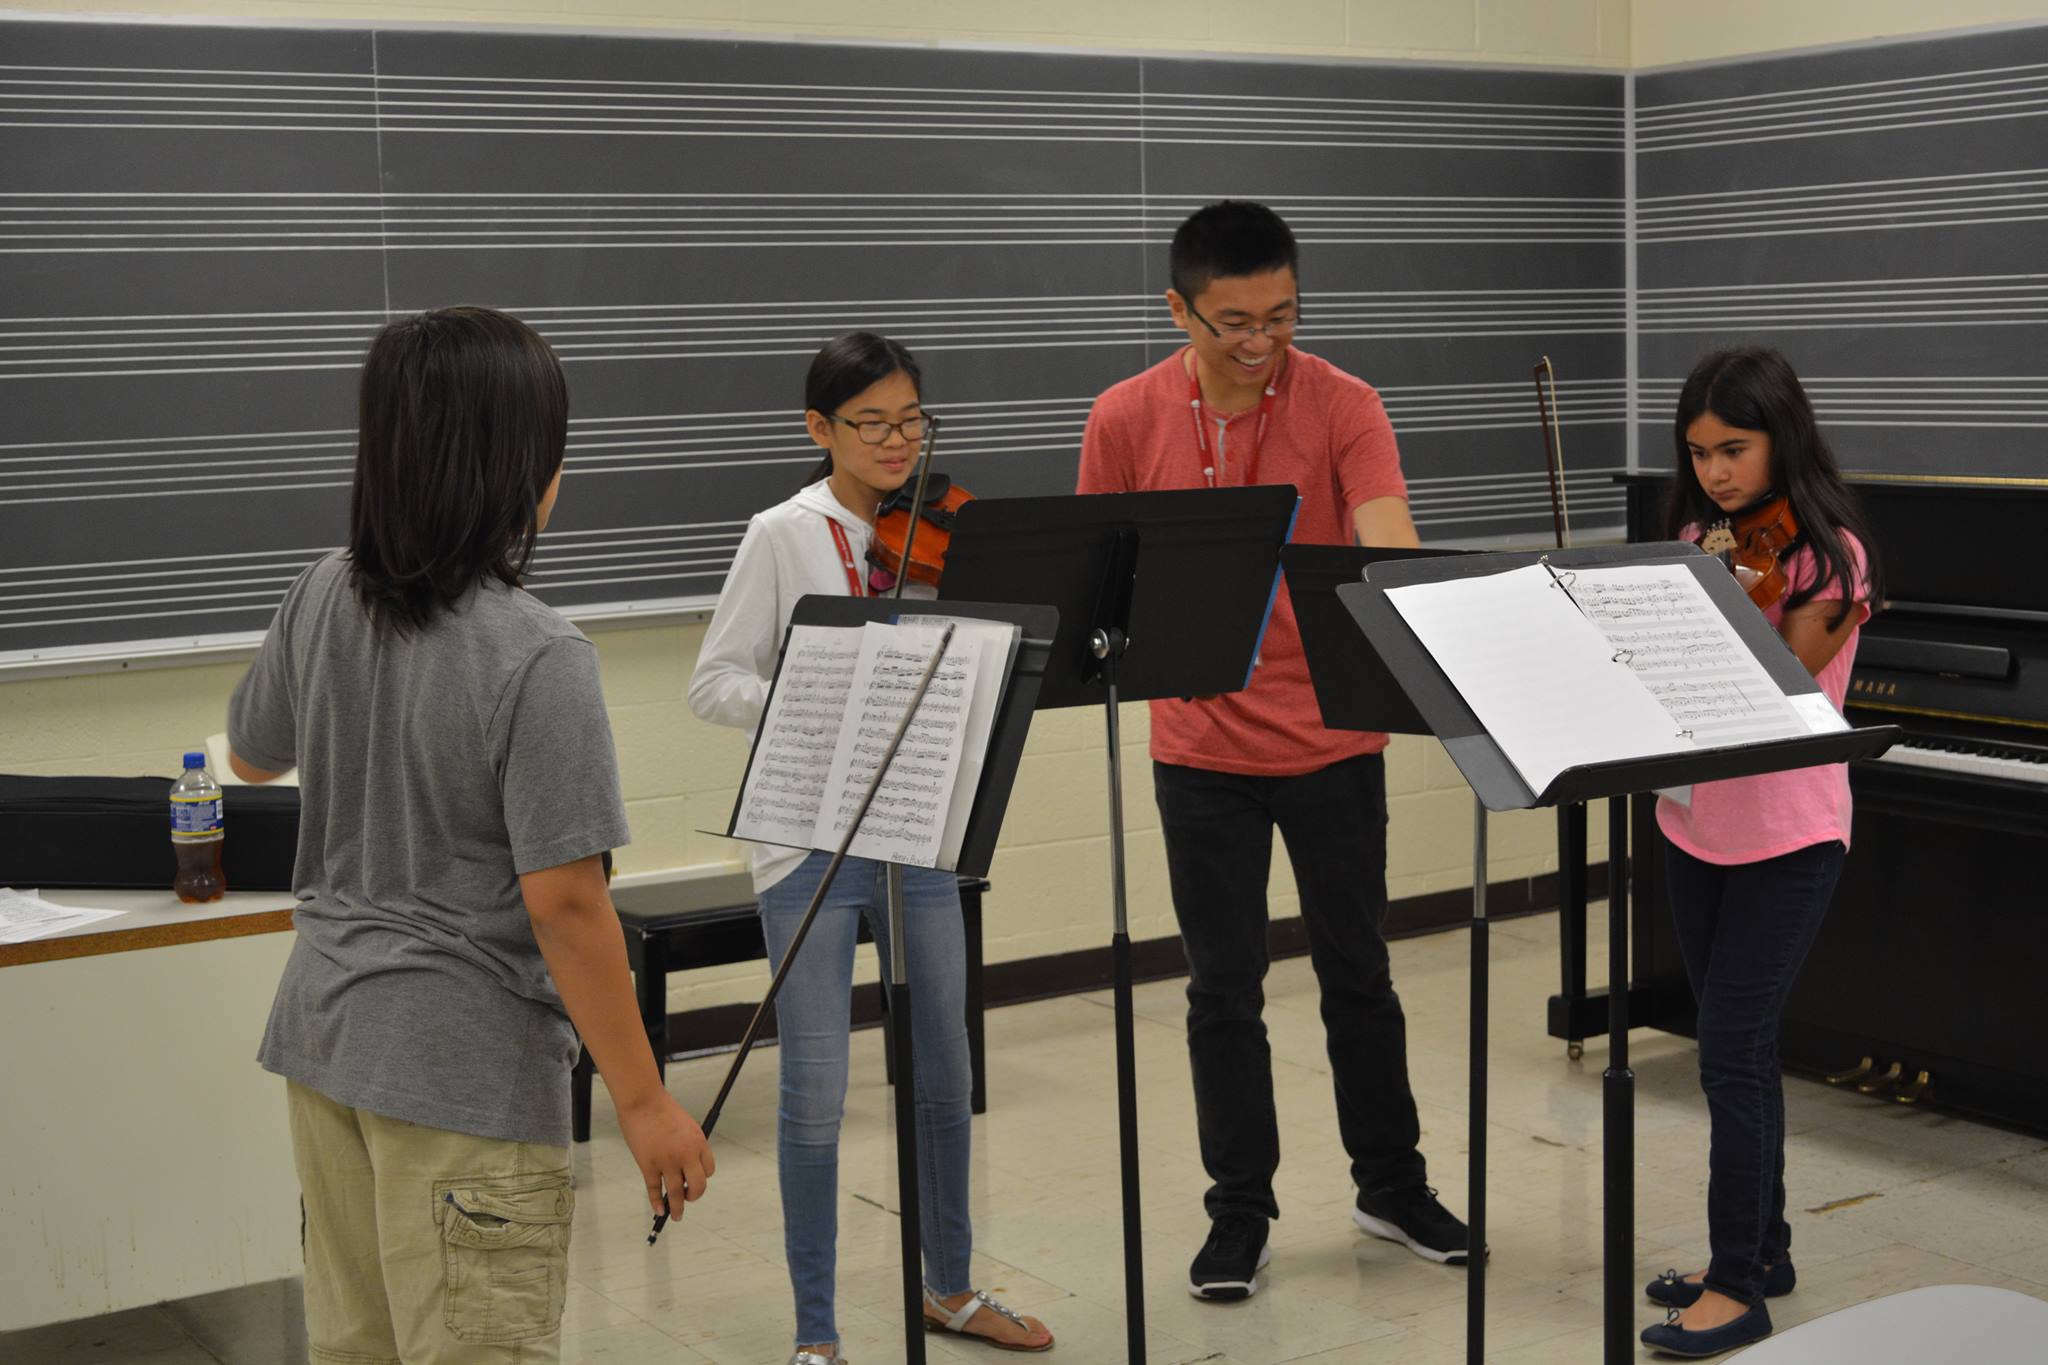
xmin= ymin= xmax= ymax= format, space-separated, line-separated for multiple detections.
xmin=688 ymin=333 xmax=1054 ymax=1361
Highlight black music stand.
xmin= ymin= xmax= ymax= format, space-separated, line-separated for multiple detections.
xmin=1341 ymin=544 xmax=1900 ymax=1365
xmin=727 ymin=596 xmax=1059 ymax=1358
xmin=1288 ymin=543 xmax=1502 ymax=1365
xmin=940 ymin=487 xmax=1300 ymax=1365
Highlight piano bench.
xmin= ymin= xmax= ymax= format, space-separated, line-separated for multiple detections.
xmin=569 ymin=869 xmax=990 ymax=1142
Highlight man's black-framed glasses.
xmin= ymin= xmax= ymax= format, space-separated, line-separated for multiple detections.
xmin=1186 ymin=300 xmax=1301 ymax=342
xmin=829 ymin=411 xmax=934 ymax=445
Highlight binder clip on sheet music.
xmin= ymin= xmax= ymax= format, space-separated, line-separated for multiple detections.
xmin=1384 ymin=558 xmax=1849 ymax=802
xmin=731 ymin=616 xmax=1021 ymax=870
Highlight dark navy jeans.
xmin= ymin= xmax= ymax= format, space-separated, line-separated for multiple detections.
xmin=1664 ymin=837 xmax=1846 ymax=1307
xmin=1153 ymin=752 xmax=1427 ymax=1221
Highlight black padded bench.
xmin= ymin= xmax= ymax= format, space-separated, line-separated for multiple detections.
xmin=571 ymin=869 xmax=989 ymax=1142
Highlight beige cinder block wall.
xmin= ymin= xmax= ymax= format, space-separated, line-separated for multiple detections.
xmin=0 ymin=623 xmax=1606 ymax=1017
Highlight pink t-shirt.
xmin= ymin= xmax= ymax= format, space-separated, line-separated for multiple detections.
xmin=1076 ymin=346 xmax=1409 ymax=776
xmin=1656 ymin=533 xmax=1871 ymax=865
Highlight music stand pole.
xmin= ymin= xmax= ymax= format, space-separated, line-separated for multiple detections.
xmin=886 ymin=860 xmax=926 ymax=1362
xmin=1468 ymin=794 xmax=1488 ymax=1365
xmin=1603 ymin=796 xmax=1633 ymax=1365
xmin=881 ymin=423 xmax=941 ymax=1362
xmin=1093 ymin=626 xmax=1147 ymax=1365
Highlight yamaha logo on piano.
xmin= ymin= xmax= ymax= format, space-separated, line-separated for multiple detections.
xmin=1851 ymin=679 xmax=1899 ymax=697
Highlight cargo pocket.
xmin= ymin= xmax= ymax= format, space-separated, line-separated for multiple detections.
xmin=433 ymin=1170 xmax=574 ymax=1345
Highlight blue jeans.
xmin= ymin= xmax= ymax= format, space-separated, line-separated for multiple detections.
xmin=1664 ymin=838 xmax=1846 ymax=1308
xmin=756 ymin=851 xmax=974 ymax=1348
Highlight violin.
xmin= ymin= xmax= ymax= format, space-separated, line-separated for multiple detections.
xmin=867 ymin=415 xmax=974 ymax=592
xmin=1698 ymin=493 xmax=1800 ymax=610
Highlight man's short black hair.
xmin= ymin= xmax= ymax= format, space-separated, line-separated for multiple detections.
xmin=1170 ymin=200 xmax=1299 ymax=302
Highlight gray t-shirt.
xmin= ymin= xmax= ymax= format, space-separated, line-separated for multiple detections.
xmin=231 ymin=552 xmax=630 ymax=1146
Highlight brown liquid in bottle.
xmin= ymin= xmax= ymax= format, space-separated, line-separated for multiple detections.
xmin=173 ymin=837 xmax=226 ymax=904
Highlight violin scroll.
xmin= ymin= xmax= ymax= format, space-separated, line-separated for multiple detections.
xmin=1700 ymin=494 xmax=1800 ymax=610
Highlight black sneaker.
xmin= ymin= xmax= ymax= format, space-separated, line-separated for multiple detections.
xmin=1188 ymin=1212 xmax=1271 ymax=1301
xmin=1353 ymin=1185 xmax=1470 ymax=1265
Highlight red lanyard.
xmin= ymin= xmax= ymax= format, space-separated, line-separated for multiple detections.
xmin=1187 ymin=347 xmax=1282 ymax=488
xmin=826 ymin=520 xmax=867 ymax=597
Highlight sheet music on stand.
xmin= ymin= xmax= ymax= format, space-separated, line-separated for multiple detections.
xmin=1383 ymin=559 xmax=1847 ymax=799
xmin=731 ymin=617 xmax=1021 ymax=871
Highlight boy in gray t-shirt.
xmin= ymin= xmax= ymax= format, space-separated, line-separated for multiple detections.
xmin=228 ymin=307 xmax=712 ymax=1364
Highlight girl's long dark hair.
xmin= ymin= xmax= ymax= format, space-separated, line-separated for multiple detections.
xmin=348 ymin=306 xmax=569 ymax=633
xmin=800 ymin=331 xmax=922 ymax=488
xmin=1664 ymin=346 xmax=1881 ymax=628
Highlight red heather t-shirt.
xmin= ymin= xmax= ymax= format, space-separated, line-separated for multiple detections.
xmin=1076 ymin=346 xmax=1409 ymax=776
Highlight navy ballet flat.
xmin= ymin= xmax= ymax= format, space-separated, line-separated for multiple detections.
xmin=1645 ymin=1260 xmax=1796 ymax=1308
xmin=1641 ymin=1303 xmax=1773 ymax=1358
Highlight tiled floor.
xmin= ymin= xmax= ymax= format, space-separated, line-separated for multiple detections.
xmin=12 ymin=907 xmax=2048 ymax=1362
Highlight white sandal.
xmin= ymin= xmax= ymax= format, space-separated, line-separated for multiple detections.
xmin=921 ymin=1287 xmax=1054 ymax=1352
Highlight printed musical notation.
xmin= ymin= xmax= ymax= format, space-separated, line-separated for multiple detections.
xmin=731 ymin=618 xmax=1018 ymax=870
xmin=1570 ymin=566 xmax=1811 ymax=747
xmin=1385 ymin=560 xmax=1834 ymax=797
xmin=735 ymin=626 xmax=863 ymax=849
xmin=816 ymin=626 xmax=976 ymax=868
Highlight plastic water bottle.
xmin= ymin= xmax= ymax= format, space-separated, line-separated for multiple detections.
xmin=171 ymin=750 xmax=226 ymax=903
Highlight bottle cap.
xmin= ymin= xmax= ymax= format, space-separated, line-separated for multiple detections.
xmin=183 ymin=751 xmax=206 ymax=770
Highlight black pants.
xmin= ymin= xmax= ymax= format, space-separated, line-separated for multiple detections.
xmin=1153 ymin=753 xmax=1426 ymax=1221
xmin=1664 ymin=838 xmax=1846 ymax=1307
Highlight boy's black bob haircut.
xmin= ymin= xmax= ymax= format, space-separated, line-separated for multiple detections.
xmin=1169 ymin=200 xmax=1299 ymax=302
xmin=348 ymin=306 xmax=569 ymax=633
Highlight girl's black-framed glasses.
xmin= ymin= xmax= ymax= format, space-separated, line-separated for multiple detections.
xmin=828 ymin=412 xmax=934 ymax=445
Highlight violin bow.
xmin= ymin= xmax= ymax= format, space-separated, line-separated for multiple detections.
xmin=1532 ymin=356 xmax=1571 ymax=550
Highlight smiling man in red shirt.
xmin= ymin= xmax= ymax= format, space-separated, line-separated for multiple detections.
xmin=1077 ymin=201 xmax=1468 ymax=1301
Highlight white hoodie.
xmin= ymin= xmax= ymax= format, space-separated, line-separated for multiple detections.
xmin=688 ymin=478 xmax=934 ymax=892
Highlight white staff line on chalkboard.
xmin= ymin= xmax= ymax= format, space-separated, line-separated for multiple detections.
xmin=0 ymin=480 xmax=356 ymax=503
xmin=1638 ymin=82 xmax=2048 ymax=138
xmin=0 ymin=575 xmax=304 ymax=607
xmin=0 ymin=284 xmax=1623 ymax=324
xmin=0 ymin=585 xmax=294 ymax=616
xmin=1 ymin=562 xmax=317 ymax=591
xmin=0 ymin=96 xmax=1609 ymax=124
xmin=1639 ymin=187 xmax=2048 ymax=225
xmin=1638 ymin=62 xmax=2048 ymax=121
xmin=0 ymin=239 xmax=1632 ymax=255
xmin=5 ymin=454 xmax=349 ymax=477
xmin=0 ymin=298 xmax=1620 ymax=335
xmin=0 ymin=121 xmax=1620 ymax=152
xmin=1641 ymin=318 xmax=2048 ymax=335
xmin=0 ymin=439 xmax=350 ymax=464
xmin=0 ymin=560 xmax=324 ymax=590
xmin=1636 ymin=106 xmax=2048 ymax=155
xmin=0 ymin=100 xmax=1616 ymax=139
xmin=0 ymin=62 xmax=1622 ymax=114
xmin=4 ymin=469 xmax=349 ymax=492
xmin=1638 ymin=302 xmax=2048 ymax=321
xmin=1639 ymin=271 xmax=2048 ymax=295
xmin=5 ymin=211 xmax=1609 ymax=227
xmin=0 ymin=86 xmax=1618 ymax=130
xmin=1639 ymin=178 xmax=2048 ymax=215
xmin=0 ymin=334 xmax=1633 ymax=379
xmin=0 ymin=399 xmax=1628 ymax=466
xmin=1640 ymin=216 xmax=2048 ymax=244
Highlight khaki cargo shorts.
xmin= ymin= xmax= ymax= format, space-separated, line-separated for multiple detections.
xmin=287 ymin=1080 xmax=574 ymax=1364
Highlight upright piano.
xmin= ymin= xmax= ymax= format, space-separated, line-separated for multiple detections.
xmin=1611 ymin=473 xmax=2048 ymax=1133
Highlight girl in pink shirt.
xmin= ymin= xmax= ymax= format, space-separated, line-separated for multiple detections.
xmin=1640 ymin=347 xmax=1882 ymax=1360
